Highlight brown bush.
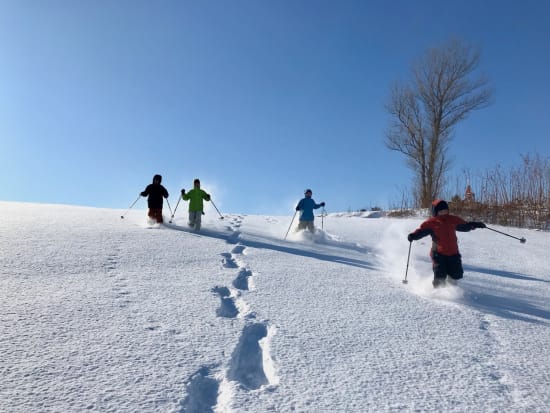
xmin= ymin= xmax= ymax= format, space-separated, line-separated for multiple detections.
xmin=449 ymin=154 xmax=550 ymax=229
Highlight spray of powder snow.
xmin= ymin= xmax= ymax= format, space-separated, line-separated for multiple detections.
xmin=375 ymin=221 xmax=464 ymax=300
xmin=285 ymin=226 xmax=361 ymax=248
xmin=281 ymin=216 xmax=370 ymax=256
xmin=286 ymin=228 xmax=333 ymax=244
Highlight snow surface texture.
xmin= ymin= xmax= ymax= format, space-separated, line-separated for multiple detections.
xmin=1 ymin=201 xmax=549 ymax=412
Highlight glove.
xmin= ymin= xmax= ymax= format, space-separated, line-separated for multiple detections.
xmin=181 ymin=189 xmax=186 ymax=195
xmin=407 ymin=233 xmax=415 ymax=242
xmin=472 ymin=222 xmax=486 ymax=229
xmin=320 ymin=202 xmax=325 ymax=207
xmin=295 ymin=207 xmax=300 ymax=211
xmin=140 ymin=192 xmax=146 ymax=197
xmin=205 ymin=194 xmax=211 ymax=201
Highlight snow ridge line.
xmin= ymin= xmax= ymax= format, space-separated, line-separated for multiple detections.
xmin=179 ymin=215 xmax=277 ymax=412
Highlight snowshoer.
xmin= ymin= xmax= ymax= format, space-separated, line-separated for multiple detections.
xmin=295 ymin=189 xmax=325 ymax=232
xmin=181 ymin=179 xmax=211 ymax=231
xmin=140 ymin=174 xmax=169 ymax=224
xmin=407 ymin=199 xmax=486 ymax=288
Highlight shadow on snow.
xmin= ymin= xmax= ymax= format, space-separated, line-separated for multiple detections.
xmin=457 ymin=288 xmax=550 ymax=325
xmin=458 ymin=264 xmax=550 ymax=325
xmin=464 ymin=264 xmax=549 ymax=284
xmin=164 ymin=223 xmax=375 ymax=270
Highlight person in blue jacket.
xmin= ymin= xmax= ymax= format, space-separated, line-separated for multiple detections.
xmin=295 ymin=189 xmax=325 ymax=232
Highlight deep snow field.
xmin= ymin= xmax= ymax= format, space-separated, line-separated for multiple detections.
xmin=1 ymin=201 xmax=549 ymax=412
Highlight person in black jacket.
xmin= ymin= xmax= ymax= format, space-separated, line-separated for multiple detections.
xmin=140 ymin=174 xmax=169 ymax=223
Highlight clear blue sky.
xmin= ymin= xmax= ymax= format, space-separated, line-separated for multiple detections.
xmin=1 ymin=1 xmax=549 ymax=215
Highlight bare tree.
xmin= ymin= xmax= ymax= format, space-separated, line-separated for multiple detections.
xmin=386 ymin=39 xmax=493 ymax=208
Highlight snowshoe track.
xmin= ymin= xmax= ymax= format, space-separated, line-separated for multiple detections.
xmin=180 ymin=215 xmax=276 ymax=410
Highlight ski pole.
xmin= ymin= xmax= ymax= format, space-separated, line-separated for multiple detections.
xmin=169 ymin=197 xmax=181 ymax=223
xmin=485 ymin=226 xmax=526 ymax=243
xmin=210 ymin=199 xmax=224 ymax=219
xmin=284 ymin=211 xmax=298 ymax=240
xmin=121 ymin=195 xmax=141 ymax=219
xmin=402 ymin=241 xmax=412 ymax=284
xmin=321 ymin=207 xmax=326 ymax=230
xmin=165 ymin=198 xmax=173 ymax=218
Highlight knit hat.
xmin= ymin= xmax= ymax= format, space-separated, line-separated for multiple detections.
xmin=432 ymin=199 xmax=449 ymax=216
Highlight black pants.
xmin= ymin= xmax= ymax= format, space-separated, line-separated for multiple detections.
xmin=431 ymin=252 xmax=464 ymax=281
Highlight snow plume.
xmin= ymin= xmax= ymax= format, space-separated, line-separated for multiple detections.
xmin=286 ymin=227 xmax=325 ymax=243
xmin=286 ymin=227 xmax=368 ymax=254
xmin=376 ymin=220 xmax=466 ymax=300
xmin=375 ymin=220 xmax=414 ymax=279
xmin=375 ymin=220 xmax=434 ymax=293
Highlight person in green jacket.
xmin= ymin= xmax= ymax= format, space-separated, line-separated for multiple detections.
xmin=181 ymin=178 xmax=211 ymax=231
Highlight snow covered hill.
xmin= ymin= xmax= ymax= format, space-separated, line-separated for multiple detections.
xmin=1 ymin=201 xmax=548 ymax=412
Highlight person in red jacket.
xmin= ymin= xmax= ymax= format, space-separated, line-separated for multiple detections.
xmin=407 ymin=199 xmax=486 ymax=288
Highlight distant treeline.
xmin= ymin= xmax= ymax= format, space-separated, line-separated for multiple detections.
xmin=390 ymin=154 xmax=550 ymax=230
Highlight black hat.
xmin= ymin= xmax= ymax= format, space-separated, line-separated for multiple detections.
xmin=153 ymin=174 xmax=162 ymax=183
xmin=432 ymin=199 xmax=449 ymax=216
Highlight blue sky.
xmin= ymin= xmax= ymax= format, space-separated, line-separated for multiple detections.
xmin=1 ymin=1 xmax=549 ymax=215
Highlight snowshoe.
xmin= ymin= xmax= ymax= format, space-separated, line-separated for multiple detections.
xmin=446 ymin=278 xmax=458 ymax=286
xmin=432 ymin=278 xmax=446 ymax=288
